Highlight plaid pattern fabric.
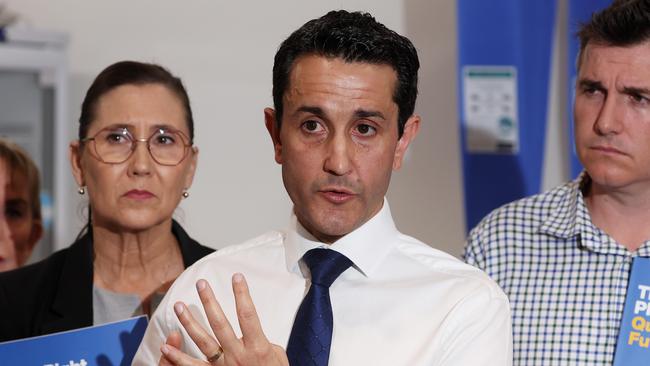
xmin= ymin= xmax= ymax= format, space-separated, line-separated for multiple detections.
xmin=464 ymin=174 xmax=650 ymax=366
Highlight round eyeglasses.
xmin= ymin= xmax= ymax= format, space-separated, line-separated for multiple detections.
xmin=81 ymin=127 xmax=193 ymax=166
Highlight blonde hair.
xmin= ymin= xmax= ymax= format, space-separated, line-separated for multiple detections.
xmin=0 ymin=138 xmax=41 ymax=221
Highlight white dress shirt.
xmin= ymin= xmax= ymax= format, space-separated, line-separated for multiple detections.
xmin=134 ymin=201 xmax=512 ymax=365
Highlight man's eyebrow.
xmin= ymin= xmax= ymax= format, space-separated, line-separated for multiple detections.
xmin=622 ymin=86 xmax=650 ymax=96
xmin=295 ymin=106 xmax=325 ymax=117
xmin=578 ymin=79 xmax=604 ymax=91
xmin=354 ymin=109 xmax=386 ymax=120
xmin=293 ymin=106 xmax=386 ymax=120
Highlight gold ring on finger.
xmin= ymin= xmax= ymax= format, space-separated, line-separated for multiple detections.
xmin=207 ymin=345 xmax=224 ymax=364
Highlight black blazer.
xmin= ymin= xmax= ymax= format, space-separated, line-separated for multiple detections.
xmin=0 ymin=220 xmax=213 ymax=342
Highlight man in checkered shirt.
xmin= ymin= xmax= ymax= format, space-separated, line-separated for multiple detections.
xmin=465 ymin=1 xmax=650 ymax=365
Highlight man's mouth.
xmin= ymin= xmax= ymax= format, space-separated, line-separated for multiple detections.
xmin=590 ymin=145 xmax=625 ymax=156
xmin=318 ymin=188 xmax=356 ymax=204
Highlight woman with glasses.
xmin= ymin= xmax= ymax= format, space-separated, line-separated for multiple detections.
xmin=0 ymin=61 xmax=213 ymax=341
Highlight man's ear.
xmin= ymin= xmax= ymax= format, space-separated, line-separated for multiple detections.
xmin=69 ymin=141 xmax=85 ymax=187
xmin=393 ymin=114 xmax=421 ymax=170
xmin=264 ymin=108 xmax=283 ymax=164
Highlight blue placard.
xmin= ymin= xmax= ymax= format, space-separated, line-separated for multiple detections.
xmin=614 ymin=257 xmax=650 ymax=365
xmin=0 ymin=316 xmax=148 ymax=366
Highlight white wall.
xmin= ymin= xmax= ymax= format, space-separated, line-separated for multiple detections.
xmin=3 ymin=0 xmax=466 ymax=256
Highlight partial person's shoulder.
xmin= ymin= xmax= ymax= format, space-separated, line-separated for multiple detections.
xmin=464 ymin=179 xmax=579 ymax=269
xmin=194 ymin=230 xmax=284 ymax=263
xmin=169 ymin=230 xmax=286 ymax=281
xmin=395 ymin=234 xmax=508 ymax=300
xmin=470 ymin=179 xmax=577 ymax=237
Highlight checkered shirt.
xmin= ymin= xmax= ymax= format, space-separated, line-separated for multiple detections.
xmin=464 ymin=173 xmax=650 ymax=366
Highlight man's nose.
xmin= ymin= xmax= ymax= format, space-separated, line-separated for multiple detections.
xmin=593 ymin=95 xmax=624 ymax=136
xmin=323 ymin=133 xmax=353 ymax=176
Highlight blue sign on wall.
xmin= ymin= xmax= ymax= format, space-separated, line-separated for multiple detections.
xmin=458 ymin=0 xmax=557 ymax=231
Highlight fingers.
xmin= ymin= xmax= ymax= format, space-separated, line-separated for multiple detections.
xmin=160 ymin=342 xmax=208 ymax=366
xmin=231 ymin=273 xmax=268 ymax=348
xmin=174 ymin=301 xmax=222 ymax=361
xmin=168 ymin=275 xmax=283 ymax=365
xmin=167 ymin=331 xmax=183 ymax=349
xmin=158 ymin=332 xmax=182 ymax=366
xmin=195 ymin=279 xmax=240 ymax=353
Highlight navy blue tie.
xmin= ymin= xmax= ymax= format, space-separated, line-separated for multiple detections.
xmin=286 ymin=248 xmax=353 ymax=366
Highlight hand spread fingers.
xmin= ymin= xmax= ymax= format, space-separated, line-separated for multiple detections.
xmin=195 ymin=279 xmax=241 ymax=353
xmin=231 ymin=273 xmax=268 ymax=347
xmin=174 ymin=301 xmax=222 ymax=360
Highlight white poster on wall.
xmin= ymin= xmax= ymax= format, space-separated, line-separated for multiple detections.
xmin=462 ymin=66 xmax=518 ymax=154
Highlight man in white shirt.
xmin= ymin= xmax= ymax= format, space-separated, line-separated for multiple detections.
xmin=134 ymin=10 xmax=512 ymax=366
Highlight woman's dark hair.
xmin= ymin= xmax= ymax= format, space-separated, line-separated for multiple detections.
xmin=78 ymin=60 xmax=194 ymax=141
xmin=272 ymin=10 xmax=420 ymax=138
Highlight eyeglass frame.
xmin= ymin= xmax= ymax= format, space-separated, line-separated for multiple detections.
xmin=80 ymin=126 xmax=194 ymax=166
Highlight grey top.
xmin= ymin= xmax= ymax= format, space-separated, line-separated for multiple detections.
xmin=92 ymin=286 xmax=165 ymax=325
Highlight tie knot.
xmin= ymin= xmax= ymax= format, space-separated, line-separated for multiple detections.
xmin=303 ymin=248 xmax=353 ymax=288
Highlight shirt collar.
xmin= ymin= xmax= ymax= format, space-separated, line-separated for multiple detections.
xmin=538 ymin=173 xmax=584 ymax=239
xmin=284 ymin=198 xmax=400 ymax=278
xmin=539 ymin=172 xmax=650 ymax=256
xmin=572 ymin=180 xmax=617 ymax=254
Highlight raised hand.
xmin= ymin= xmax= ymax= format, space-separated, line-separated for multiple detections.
xmin=158 ymin=274 xmax=289 ymax=366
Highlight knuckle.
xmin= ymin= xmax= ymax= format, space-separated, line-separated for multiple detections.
xmin=230 ymin=353 xmax=245 ymax=365
xmin=195 ymin=336 xmax=213 ymax=351
xmin=238 ymin=306 xmax=256 ymax=321
xmin=208 ymin=312 xmax=226 ymax=328
xmin=252 ymin=343 xmax=271 ymax=357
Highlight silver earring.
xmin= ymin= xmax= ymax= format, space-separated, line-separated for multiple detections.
xmin=182 ymin=190 xmax=189 ymax=198
xmin=78 ymin=186 xmax=86 ymax=195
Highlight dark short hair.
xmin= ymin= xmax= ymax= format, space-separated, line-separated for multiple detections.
xmin=78 ymin=61 xmax=194 ymax=141
xmin=577 ymin=0 xmax=650 ymax=69
xmin=272 ymin=10 xmax=420 ymax=137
